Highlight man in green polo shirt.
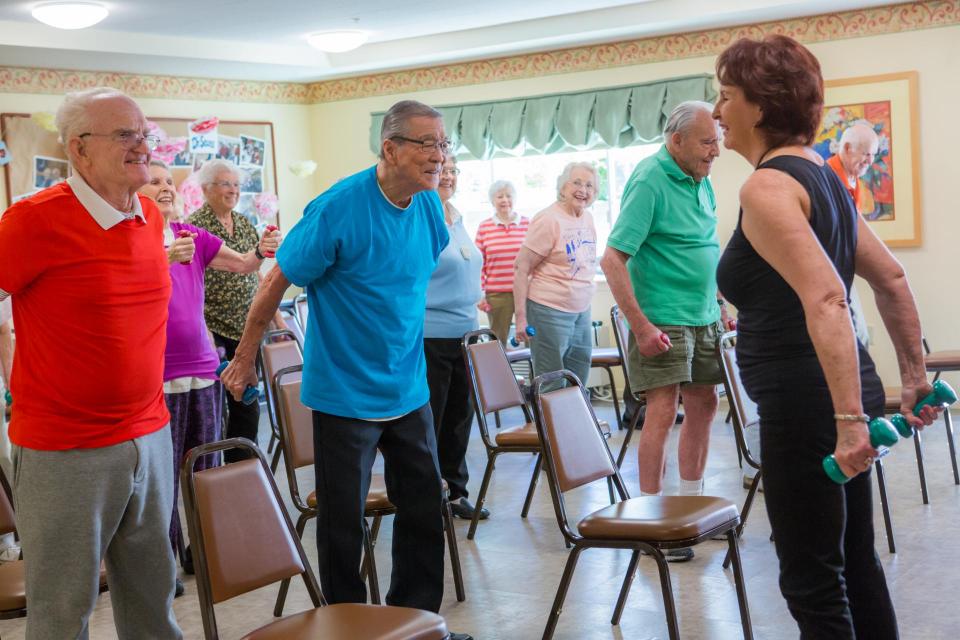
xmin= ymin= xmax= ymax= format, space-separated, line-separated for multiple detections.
xmin=601 ymin=101 xmax=731 ymax=561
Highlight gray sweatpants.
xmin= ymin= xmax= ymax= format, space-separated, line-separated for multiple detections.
xmin=12 ymin=425 xmax=182 ymax=640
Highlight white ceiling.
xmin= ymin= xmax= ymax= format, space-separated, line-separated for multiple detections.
xmin=0 ymin=0 xmax=899 ymax=82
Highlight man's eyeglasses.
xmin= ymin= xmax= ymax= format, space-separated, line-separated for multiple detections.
xmin=78 ymin=130 xmax=160 ymax=151
xmin=391 ymin=136 xmax=452 ymax=154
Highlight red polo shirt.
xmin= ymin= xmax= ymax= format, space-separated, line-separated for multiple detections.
xmin=827 ymin=154 xmax=861 ymax=212
xmin=0 ymin=182 xmax=171 ymax=450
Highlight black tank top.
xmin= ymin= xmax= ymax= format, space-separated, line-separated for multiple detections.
xmin=716 ymin=155 xmax=884 ymax=413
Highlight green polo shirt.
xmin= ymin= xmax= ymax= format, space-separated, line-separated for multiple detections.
xmin=607 ymin=145 xmax=720 ymax=326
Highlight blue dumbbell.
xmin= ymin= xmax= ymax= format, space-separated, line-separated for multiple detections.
xmin=510 ymin=326 xmax=536 ymax=347
xmin=889 ymin=379 xmax=957 ymax=438
xmin=216 ymin=361 xmax=258 ymax=405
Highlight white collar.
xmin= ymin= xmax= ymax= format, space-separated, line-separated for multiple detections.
xmin=493 ymin=212 xmax=519 ymax=226
xmin=67 ymin=173 xmax=145 ymax=230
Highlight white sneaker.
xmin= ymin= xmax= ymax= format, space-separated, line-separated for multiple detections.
xmin=0 ymin=545 xmax=21 ymax=563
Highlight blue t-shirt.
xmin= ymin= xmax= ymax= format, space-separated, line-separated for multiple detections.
xmin=276 ymin=166 xmax=449 ymax=418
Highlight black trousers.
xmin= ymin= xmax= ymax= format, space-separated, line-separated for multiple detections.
xmin=753 ymin=362 xmax=897 ymax=639
xmin=424 ymin=337 xmax=475 ymax=501
xmin=213 ymin=332 xmax=260 ymax=464
xmin=312 ymin=404 xmax=445 ymax=612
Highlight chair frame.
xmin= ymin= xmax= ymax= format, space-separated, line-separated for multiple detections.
xmin=270 ymin=365 xmax=464 ymax=615
xmin=609 ymin=305 xmax=648 ymax=468
xmin=917 ymin=338 xmax=960 ymax=493
xmin=0 ymin=469 xmax=25 ymax=621
xmin=258 ymin=329 xmax=304 ymax=473
xmin=181 ymin=437 xmax=325 ymax=640
xmin=531 ymin=369 xmax=752 ymax=640
xmin=462 ymin=329 xmax=543 ymax=540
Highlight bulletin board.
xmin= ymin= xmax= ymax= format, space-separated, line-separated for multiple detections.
xmin=1 ymin=113 xmax=280 ymax=230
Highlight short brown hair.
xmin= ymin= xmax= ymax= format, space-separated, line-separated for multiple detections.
xmin=716 ymin=35 xmax=824 ymax=147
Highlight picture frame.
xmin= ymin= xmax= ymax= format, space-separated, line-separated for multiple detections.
xmin=816 ymin=71 xmax=921 ymax=248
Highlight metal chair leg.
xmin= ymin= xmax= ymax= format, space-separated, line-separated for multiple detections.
xmin=874 ymin=460 xmax=896 ymax=554
xmin=650 ymin=549 xmax=681 ymax=640
xmin=605 ymin=365 xmax=623 ymax=432
xmin=724 ymin=471 xmax=761 ymax=569
xmin=612 ymin=550 xmax=641 ymax=625
xmin=542 ymin=546 xmax=583 ymax=640
xmin=944 ymin=408 xmax=959 ymax=485
xmin=269 ymin=444 xmax=282 ymax=474
xmin=443 ymin=499 xmax=466 ymax=602
xmin=521 ymin=453 xmax=542 ymax=518
xmin=913 ymin=428 xmax=930 ymax=504
xmin=616 ymin=408 xmax=642 ymax=468
xmin=362 ymin=518 xmax=381 ymax=604
xmin=727 ymin=531 xmax=754 ymax=639
xmin=468 ymin=453 xmax=498 ymax=540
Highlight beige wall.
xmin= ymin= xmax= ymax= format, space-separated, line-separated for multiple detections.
xmin=308 ymin=24 xmax=960 ymax=389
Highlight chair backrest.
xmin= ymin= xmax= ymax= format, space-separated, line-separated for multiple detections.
xmin=610 ymin=305 xmax=642 ymax=402
xmin=182 ymin=438 xmax=322 ymax=637
xmin=533 ymin=373 xmax=618 ymax=493
xmin=0 ymin=472 xmax=16 ymax=537
xmin=276 ymin=367 xmax=315 ymax=471
xmin=717 ymin=332 xmax=761 ymax=468
xmin=279 ymin=309 xmax=305 ymax=346
xmin=262 ymin=339 xmax=303 ymax=386
xmin=463 ymin=330 xmax=526 ymax=414
xmin=295 ymin=293 xmax=309 ymax=331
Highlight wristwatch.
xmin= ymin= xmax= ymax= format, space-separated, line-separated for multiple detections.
xmin=255 ymin=246 xmax=266 ymax=260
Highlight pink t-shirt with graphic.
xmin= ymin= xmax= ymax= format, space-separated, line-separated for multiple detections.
xmin=522 ymin=201 xmax=597 ymax=313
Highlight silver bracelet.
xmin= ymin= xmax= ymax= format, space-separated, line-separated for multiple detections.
xmin=834 ymin=413 xmax=869 ymax=423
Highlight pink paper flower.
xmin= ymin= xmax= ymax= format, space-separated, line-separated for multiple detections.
xmin=190 ymin=117 xmax=219 ymax=134
xmin=178 ymin=173 xmax=205 ymax=216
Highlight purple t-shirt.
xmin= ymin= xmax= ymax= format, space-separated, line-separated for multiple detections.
xmin=164 ymin=222 xmax=224 ymax=382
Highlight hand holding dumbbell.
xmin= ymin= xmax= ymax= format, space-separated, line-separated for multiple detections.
xmin=216 ymin=360 xmax=258 ymax=405
xmin=259 ymin=224 xmax=281 ymax=258
xmin=889 ymin=379 xmax=957 ymax=438
xmin=510 ymin=326 xmax=536 ymax=347
xmin=167 ymin=229 xmax=196 ymax=265
xmin=823 ymin=417 xmax=899 ymax=484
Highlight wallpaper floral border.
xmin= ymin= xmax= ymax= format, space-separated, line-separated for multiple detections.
xmin=0 ymin=0 xmax=956 ymax=105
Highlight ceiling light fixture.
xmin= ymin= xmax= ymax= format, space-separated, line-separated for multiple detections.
xmin=306 ymin=30 xmax=369 ymax=53
xmin=32 ymin=2 xmax=109 ymax=29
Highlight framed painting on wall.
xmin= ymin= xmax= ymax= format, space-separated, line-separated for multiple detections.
xmin=815 ymin=71 xmax=921 ymax=247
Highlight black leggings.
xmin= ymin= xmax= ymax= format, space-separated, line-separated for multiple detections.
xmin=756 ymin=369 xmax=897 ymax=639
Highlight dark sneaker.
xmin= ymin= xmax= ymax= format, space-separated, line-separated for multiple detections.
xmin=182 ymin=544 xmax=194 ymax=575
xmin=174 ymin=578 xmax=185 ymax=598
xmin=450 ymin=498 xmax=490 ymax=520
xmin=448 ymin=634 xmax=474 ymax=640
xmin=643 ymin=547 xmax=695 ymax=562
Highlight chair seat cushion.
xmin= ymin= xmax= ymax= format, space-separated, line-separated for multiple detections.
xmin=506 ymin=348 xmax=532 ymax=363
xmin=884 ymin=387 xmax=903 ymax=414
xmin=591 ymin=347 xmax=622 ymax=366
xmin=241 ymin=603 xmax=448 ymax=640
xmin=308 ymin=476 xmax=394 ymax=512
xmin=578 ymin=496 xmax=739 ymax=542
xmin=0 ymin=560 xmax=25 ymax=613
xmin=494 ymin=422 xmax=540 ymax=447
xmin=926 ymin=350 xmax=960 ymax=372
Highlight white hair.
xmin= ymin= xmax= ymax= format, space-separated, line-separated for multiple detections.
xmin=840 ymin=121 xmax=879 ymax=150
xmin=55 ymin=86 xmax=129 ymax=148
xmin=663 ymin=100 xmax=715 ymax=137
xmin=556 ymin=162 xmax=598 ymax=200
xmin=378 ymin=100 xmax=443 ymax=159
xmin=197 ymin=159 xmax=240 ymax=187
xmin=488 ymin=180 xmax=516 ymax=205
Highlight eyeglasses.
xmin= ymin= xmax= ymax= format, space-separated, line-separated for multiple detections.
xmin=212 ymin=181 xmax=240 ymax=189
xmin=441 ymin=167 xmax=460 ymax=176
xmin=570 ymin=179 xmax=596 ymax=190
xmin=391 ymin=136 xmax=452 ymax=154
xmin=78 ymin=130 xmax=160 ymax=151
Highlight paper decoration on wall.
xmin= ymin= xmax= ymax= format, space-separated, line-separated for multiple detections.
xmin=0 ymin=141 xmax=10 ymax=166
xmin=30 ymin=112 xmax=58 ymax=134
xmin=217 ymin=135 xmax=241 ymax=165
xmin=289 ymin=160 xmax=317 ymax=177
xmin=240 ymin=134 xmax=265 ymax=167
xmin=236 ymin=192 xmax=278 ymax=232
xmin=153 ymin=137 xmax=188 ymax=166
xmin=177 ymin=172 xmax=205 ymax=215
xmin=240 ymin=166 xmax=263 ymax=193
xmin=188 ymin=116 xmax=219 ymax=154
xmin=33 ymin=155 xmax=69 ymax=189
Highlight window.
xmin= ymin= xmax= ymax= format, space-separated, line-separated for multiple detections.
xmin=452 ymin=144 xmax=659 ymax=252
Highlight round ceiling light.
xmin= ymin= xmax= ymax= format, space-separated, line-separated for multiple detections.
xmin=306 ymin=30 xmax=369 ymax=53
xmin=32 ymin=2 xmax=109 ymax=30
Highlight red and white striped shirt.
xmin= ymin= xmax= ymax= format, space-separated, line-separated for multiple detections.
xmin=474 ymin=214 xmax=529 ymax=293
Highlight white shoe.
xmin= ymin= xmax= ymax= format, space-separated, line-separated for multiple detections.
xmin=0 ymin=545 xmax=21 ymax=563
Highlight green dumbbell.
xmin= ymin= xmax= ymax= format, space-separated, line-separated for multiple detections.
xmin=889 ymin=379 xmax=958 ymax=438
xmin=823 ymin=417 xmax=900 ymax=484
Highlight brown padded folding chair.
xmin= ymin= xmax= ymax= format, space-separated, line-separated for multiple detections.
xmin=531 ymin=369 xmax=752 ymax=640
xmin=462 ymin=329 xmax=544 ymax=540
xmin=180 ymin=437 xmax=449 ymax=640
xmin=609 ymin=305 xmax=651 ymax=468
xmin=270 ymin=365 xmax=464 ymax=615
xmin=258 ymin=333 xmax=304 ymax=473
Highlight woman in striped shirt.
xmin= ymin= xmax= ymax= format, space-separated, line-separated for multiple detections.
xmin=474 ymin=180 xmax=529 ymax=345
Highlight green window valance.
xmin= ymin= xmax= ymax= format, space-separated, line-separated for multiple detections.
xmin=368 ymin=74 xmax=716 ymax=159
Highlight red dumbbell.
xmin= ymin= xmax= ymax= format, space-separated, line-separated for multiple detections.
xmin=176 ymin=229 xmax=193 ymax=265
xmin=262 ymin=225 xmax=279 ymax=258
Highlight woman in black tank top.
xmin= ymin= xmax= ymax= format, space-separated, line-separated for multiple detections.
xmin=713 ymin=36 xmax=939 ymax=639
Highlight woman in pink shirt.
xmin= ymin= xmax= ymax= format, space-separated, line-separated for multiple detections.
xmin=139 ymin=160 xmax=279 ymax=588
xmin=474 ymin=180 xmax=529 ymax=345
xmin=514 ymin=162 xmax=598 ymax=388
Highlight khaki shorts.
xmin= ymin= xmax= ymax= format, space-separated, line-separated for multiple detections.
xmin=627 ymin=322 xmax=723 ymax=392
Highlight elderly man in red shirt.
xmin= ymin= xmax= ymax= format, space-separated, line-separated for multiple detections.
xmin=0 ymin=88 xmax=181 ymax=639
xmin=826 ymin=121 xmax=879 ymax=212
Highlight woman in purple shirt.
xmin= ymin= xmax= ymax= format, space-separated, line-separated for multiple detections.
xmin=139 ymin=160 xmax=280 ymax=582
